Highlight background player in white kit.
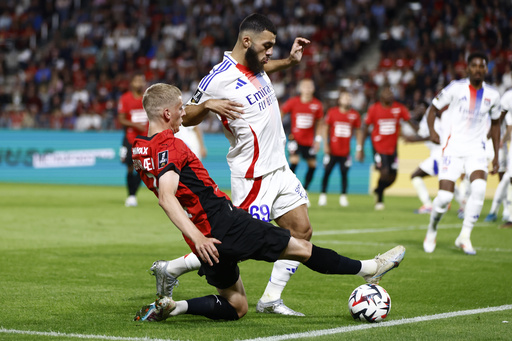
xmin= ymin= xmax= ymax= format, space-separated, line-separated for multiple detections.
xmin=408 ymin=105 xmax=444 ymax=214
xmin=484 ymin=108 xmax=512 ymax=222
xmin=148 ymin=14 xmax=313 ymax=316
xmin=497 ymin=89 xmax=512 ymax=229
xmin=423 ymin=52 xmax=501 ymax=255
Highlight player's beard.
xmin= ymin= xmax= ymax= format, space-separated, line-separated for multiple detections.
xmin=245 ymin=46 xmax=264 ymax=74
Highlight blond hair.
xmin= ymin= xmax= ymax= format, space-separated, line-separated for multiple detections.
xmin=142 ymin=83 xmax=182 ymax=120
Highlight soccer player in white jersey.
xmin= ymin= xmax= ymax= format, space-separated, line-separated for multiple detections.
xmin=498 ymin=89 xmax=512 ymax=229
xmin=408 ymin=105 xmax=444 ymax=214
xmin=423 ymin=52 xmax=501 ymax=254
xmin=484 ymin=109 xmax=512 ymax=222
xmin=148 ymin=14 xmax=313 ymax=316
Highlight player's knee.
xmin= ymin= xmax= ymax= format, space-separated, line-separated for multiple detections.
xmin=436 ymin=190 xmax=454 ymax=208
xmin=234 ymin=301 xmax=248 ymax=319
xmin=470 ymin=179 xmax=487 ymax=202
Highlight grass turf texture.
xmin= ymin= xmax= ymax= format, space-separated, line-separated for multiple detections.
xmin=1 ymin=183 xmax=511 ymax=341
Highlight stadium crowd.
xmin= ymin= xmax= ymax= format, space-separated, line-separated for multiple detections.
xmin=1 ymin=0 xmax=512 ymax=131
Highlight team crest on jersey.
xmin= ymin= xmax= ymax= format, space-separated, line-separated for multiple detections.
xmin=484 ymin=98 xmax=490 ymax=106
xmin=158 ymin=150 xmax=168 ymax=169
xmin=191 ymin=89 xmax=203 ymax=103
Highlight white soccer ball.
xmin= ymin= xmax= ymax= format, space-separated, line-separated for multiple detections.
xmin=348 ymin=283 xmax=391 ymax=323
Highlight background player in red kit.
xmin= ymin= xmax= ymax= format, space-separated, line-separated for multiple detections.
xmin=281 ymin=78 xmax=324 ymax=191
xmin=318 ymin=90 xmax=361 ymax=207
xmin=131 ymin=83 xmax=405 ymax=322
xmin=356 ymin=85 xmax=411 ymax=210
xmin=118 ymin=74 xmax=148 ymax=207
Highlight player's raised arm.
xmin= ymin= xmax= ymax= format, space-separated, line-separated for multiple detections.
xmin=264 ymin=37 xmax=310 ymax=74
xmin=183 ymin=99 xmax=244 ymax=126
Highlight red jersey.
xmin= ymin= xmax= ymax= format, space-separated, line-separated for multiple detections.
xmin=365 ymin=101 xmax=410 ymax=155
xmin=281 ymin=96 xmax=324 ymax=146
xmin=118 ymin=91 xmax=149 ymax=144
xmin=132 ymin=130 xmax=231 ymax=254
xmin=325 ymin=107 xmax=361 ymax=157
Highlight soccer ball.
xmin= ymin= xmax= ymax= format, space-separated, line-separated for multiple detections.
xmin=348 ymin=284 xmax=391 ymax=323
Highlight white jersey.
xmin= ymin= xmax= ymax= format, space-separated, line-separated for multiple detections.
xmin=175 ymin=126 xmax=202 ymax=161
xmin=432 ymin=78 xmax=501 ymax=157
xmin=188 ymin=52 xmax=287 ymax=178
xmin=501 ymin=89 xmax=512 ymax=114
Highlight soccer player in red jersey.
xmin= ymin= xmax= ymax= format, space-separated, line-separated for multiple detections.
xmin=281 ymin=78 xmax=324 ymax=191
xmin=356 ymin=85 xmax=411 ymax=210
xmin=117 ymin=73 xmax=148 ymax=207
xmin=318 ymin=90 xmax=361 ymax=207
xmin=131 ymin=83 xmax=405 ymax=322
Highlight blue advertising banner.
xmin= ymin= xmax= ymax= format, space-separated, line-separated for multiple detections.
xmin=0 ymin=130 xmax=370 ymax=193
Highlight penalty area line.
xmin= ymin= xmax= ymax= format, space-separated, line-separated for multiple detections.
xmin=0 ymin=328 xmax=177 ymax=341
xmin=238 ymin=304 xmax=512 ymax=341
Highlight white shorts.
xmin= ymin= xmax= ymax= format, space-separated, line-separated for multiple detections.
xmin=419 ymin=155 xmax=440 ymax=176
xmin=439 ymin=153 xmax=488 ymax=182
xmin=230 ymin=166 xmax=308 ymax=222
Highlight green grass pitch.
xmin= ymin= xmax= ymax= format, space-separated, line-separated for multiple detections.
xmin=1 ymin=183 xmax=511 ymax=341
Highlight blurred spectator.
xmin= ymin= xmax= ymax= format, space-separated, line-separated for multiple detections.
xmin=2 ymin=0 xmax=512 ymax=131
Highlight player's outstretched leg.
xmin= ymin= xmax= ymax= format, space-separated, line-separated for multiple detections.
xmin=256 ymin=260 xmax=304 ymax=316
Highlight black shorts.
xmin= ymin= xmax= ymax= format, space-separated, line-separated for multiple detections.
xmin=198 ymin=202 xmax=291 ymax=289
xmin=120 ymin=136 xmax=133 ymax=166
xmin=373 ymin=151 xmax=398 ymax=173
xmin=288 ymin=141 xmax=316 ymax=160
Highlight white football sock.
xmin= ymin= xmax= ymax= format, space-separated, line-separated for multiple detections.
xmin=412 ymin=176 xmax=432 ymax=207
xmin=357 ymin=259 xmax=378 ymax=277
xmin=428 ymin=190 xmax=453 ymax=234
xmin=504 ymin=183 xmax=512 ymax=218
xmin=169 ymin=300 xmax=188 ymax=316
xmin=460 ymin=179 xmax=486 ymax=239
xmin=457 ymin=177 xmax=470 ymax=209
xmin=489 ymin=174 xmax=509 ymax=214
xmin=166 ymin=253 xmax=201 ymax=278
xmin=259 ymin=260 xmax=300 ymax=303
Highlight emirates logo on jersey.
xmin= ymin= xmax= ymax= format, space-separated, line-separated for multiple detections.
xmin=158 ymin=150 xmax=168 ymax=169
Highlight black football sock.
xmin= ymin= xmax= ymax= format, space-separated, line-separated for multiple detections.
xmin=304 ymin=167 xmax=316 ymax=190
xmin=290 ymin=163 xmax=298 ymax=173
xmin=186 ymin=295 xmax=239 ymax=320
xmin=127 ymin=171 xmax=141 ymax=195
xmin=303 ymin=245 xmax=361 ymax=275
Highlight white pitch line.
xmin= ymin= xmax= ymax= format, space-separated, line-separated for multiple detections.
xmin=2 ymin=305 xmax=510 ymax=341
xmin=312 ymin=223 xmax=465 ymax=236
xmin=0 ymin=328 xmax=177 ymax=341
xmin=238 ymin=304 xmax=512 ymax=341
xmin=313 ymin=240 xmax=512 ymax=253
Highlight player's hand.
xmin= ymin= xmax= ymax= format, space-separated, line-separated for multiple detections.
xmin=205 ymin=99 xmax=244 ymax=120
xmin=356 ymin=150 xmax=364 ymax=162
xmin=429 ymin=131 xmax=440 ymax=144
xmin=491 ymin=157 xmax=499 ymax=175
xmin=288 ymin=37 xmax=311 ymax=65
xmin=313 ymin=141 xmax=321 ymax=153
xmin=194 ymin=235 xmax=222 ymax=266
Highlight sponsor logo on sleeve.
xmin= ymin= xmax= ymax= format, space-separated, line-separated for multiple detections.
xmin=191 ymin=89 xmax=203 ymax=103
xmin=158 ymin=150 xmax=168 ymax=169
